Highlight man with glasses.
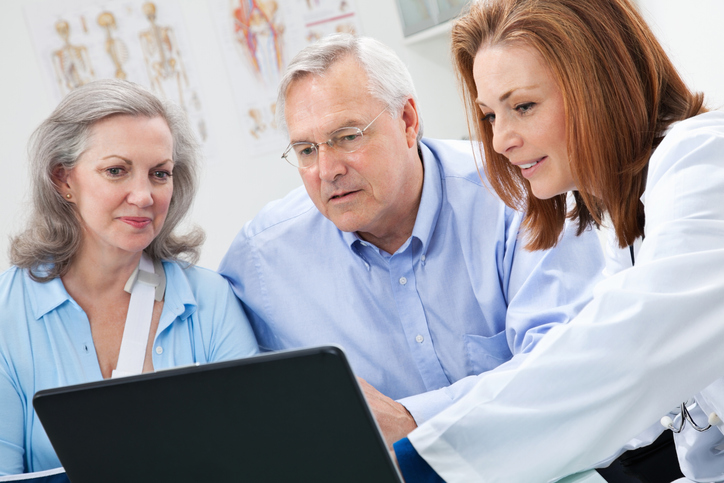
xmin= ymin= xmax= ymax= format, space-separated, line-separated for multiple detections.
xmin=219 ymin=34 xmax=605 ymax=448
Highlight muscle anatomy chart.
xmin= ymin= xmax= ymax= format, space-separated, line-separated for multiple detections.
xmin=211 ymin=0 xmax=362 ymax=155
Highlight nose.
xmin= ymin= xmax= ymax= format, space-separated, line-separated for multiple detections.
xmin=126 ymin=176 xmax=154 ymax=208
xmin=315 ymin=143 xmax=347 ymax=182
xmin=491 ymin=117 xmax=522 ymax=156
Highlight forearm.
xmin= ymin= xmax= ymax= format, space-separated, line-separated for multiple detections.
xmin=410 ymin=246 xmax=724 ymax=482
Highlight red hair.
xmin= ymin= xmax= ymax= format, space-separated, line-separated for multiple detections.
xmin=452 ymin=0 xmax=705 ymax=249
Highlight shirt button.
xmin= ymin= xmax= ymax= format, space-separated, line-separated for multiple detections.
xmin=421 ymin=255 xmax=426 ymax=262
xmin=399 ymin=276 xmax=407 ymax=285
xmin=415 ymin=335 xmax=424 ymax=343
xmin=155 ymin=346 xmax=163 ymax=355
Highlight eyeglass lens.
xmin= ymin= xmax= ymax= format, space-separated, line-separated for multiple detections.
xmin=290 ymin=128 xmax=364 ymax=167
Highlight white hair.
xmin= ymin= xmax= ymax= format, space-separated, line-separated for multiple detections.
xmin=276 ymin=34 xmax=423 ymax=141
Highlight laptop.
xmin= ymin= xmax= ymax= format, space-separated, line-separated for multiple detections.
xmin=33 ymin=346 xmax=403 ymax=483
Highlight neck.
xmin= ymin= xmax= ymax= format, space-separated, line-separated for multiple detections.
xmin=357 ymin=150 xmax=424 ymax=255
xmin=357 ymin=215 xmax=417 ymax=255
xmin=62 ymin=245 xmax=143 ymax=297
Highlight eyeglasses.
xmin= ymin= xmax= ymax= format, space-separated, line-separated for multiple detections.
xmin=281 ymin=109 xmax=387 ymax=168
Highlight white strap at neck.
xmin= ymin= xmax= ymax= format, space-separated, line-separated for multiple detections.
xmin=111 ymin=252 xmax=165 ymax=379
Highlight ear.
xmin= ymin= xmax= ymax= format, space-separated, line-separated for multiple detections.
xmin=52 ymin=165 xmax=73 ymax=201
xmin=400 ymin=97 xmax=420 ymax=149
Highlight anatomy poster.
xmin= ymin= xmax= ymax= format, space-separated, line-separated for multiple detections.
xmin=24 ymin=0 xmax=211 ymax=151
xmin=210 ymin=0 xmax=362 ymax=156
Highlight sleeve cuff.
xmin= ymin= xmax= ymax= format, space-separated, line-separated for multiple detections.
xmin=394 ymin=437 xmax=446 ymax=483
xmin=398 ymin=388 xmax=455 ymax=426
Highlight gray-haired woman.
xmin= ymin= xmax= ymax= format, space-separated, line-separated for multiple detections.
xmin=0 ymin=79 xmax=258 ymax=476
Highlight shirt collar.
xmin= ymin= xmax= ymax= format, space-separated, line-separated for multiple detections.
xmin=410 ymin=140 xmax=443 ymax=255
xmin=28 ymin=269 xmax=78 ymax=320
xmin=154 ymin=261 xmax=197 ymax=328
xmin=341 ymin=140 xmax=442 ymax=257
xmin=28 ymin=261 xmax=198 ymax=325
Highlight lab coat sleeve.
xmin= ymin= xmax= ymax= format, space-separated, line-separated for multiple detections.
xmin=398 ymin=212 xmax=605 ymax=425
xmin=408 ymin=113 xmax=724 ymax=483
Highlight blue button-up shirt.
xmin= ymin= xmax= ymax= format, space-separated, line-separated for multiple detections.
xmin=0 ymin=262 xmax=258 ymax=475
xmin=219 ymin=138 xmax=604 ymax=424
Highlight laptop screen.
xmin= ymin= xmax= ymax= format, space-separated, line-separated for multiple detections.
xmin=33 ymin=346 xmax=403 ymax=483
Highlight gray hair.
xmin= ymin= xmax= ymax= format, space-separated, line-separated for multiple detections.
xmin=276 ymin=33 xmax=423 ymax=141
xmin=11 ymin=79 xmax=204 ymax=282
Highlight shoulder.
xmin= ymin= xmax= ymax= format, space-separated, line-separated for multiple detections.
xmin=664 ymin=111 xmax=724 ymax=141
xmin=421 ymin=138 xmax=513 ymax=221
xmin=0 ymin=265 xmax=24 ymax=286
xmin=654 ymin=112 xmax=724 ymax=164
xmin=421 ymin=138 xmax=486 ymax=186
xmin=225 ymin=186 xmax=338 ymax=261
xmin=163 ymin=261 xmax=232 ymax=294
xmin=0 ymin=265 xmax=39 ymax=301
xmin=242 ymin=185 xmax=321 ymax=239
xmin=648 ymin=111 xmax=724 ymax=187
xmin=0 ymin=267 xmax=26 ymax=313
xmin=0 ymin=267 xmax=37 ymax=350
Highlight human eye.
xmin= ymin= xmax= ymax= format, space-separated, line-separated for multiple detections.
xmin=515 ymin=102 xmax=536 ymax=115
xmin=151 ymin=169 xmax=173 ymax=182
xmin=104 ymin=166 xmax=127 ymax=178
xmin=333 ymin=129 xmax=362 ymax=147
xmin=480 ymin=112 xmax=495 ymax=124
xmin=294 ymin=143 xmax=316 ymax=157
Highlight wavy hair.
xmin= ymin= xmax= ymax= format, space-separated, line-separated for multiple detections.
xmin=11 ymin=79 xmax=204 ymax=281
xmin=452 ymin=0 xmax=705 ymax=249
xmin=276 ymin=33 xmax=424 ymax=142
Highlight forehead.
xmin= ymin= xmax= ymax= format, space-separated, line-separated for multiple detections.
xmin=88 ymin=114 xmax=168 ymax=136
xmin=473 ymin=43 xmax=554 ymax=101
xmin=284 ymin=57 xmax=379 ymax=138
xmin=80 ymin=115 xmax=174 ymax=163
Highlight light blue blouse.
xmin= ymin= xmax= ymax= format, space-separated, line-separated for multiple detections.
xmin=0 ymin=261 xmax=259 ymax=475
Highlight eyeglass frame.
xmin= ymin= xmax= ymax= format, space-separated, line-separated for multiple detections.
xmin=281 ymin=109 xmax=388 ymax=168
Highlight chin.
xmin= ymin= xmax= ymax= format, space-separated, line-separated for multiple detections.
xmin=326 ymin=211 xmax=365 ymax=234
xmin=530 ymin=188 xmax=560 ymax=200
xmin=529 ymin=182 xmax=572 ymax=200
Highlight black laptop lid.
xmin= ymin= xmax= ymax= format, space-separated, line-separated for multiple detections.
xmin=33 ymin=346 xmax=402 ymax=483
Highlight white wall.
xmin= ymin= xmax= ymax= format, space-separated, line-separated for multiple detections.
xmin=1 ymin=0 xmax=721 ymax=272
xmin=638 ymin=0 xmax=724 ymax=110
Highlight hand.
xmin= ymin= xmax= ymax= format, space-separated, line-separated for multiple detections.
xmin=358 ymin=377 xmax=418 ymax=450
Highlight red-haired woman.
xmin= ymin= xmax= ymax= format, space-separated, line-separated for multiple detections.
xmin=393 ymin=0 xmax=724 ymax=481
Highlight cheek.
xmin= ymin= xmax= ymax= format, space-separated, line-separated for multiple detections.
xmin=300 ymin=171 xmax=326 ymax=207
xmin=155 ymin=186 xmax=175 ymax=215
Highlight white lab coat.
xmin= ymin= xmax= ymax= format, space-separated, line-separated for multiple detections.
xmin=408 ymin=111 xmax=724 ymax=482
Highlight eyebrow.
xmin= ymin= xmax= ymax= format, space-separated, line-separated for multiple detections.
xmin=100 ymin=155 xmax=174 ymax=166
xmin=476 ymin=84 xmax=540 ymax=108
xmin=290 ymin=117 xmax=367 ymax=144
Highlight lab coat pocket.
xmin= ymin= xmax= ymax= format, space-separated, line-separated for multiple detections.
xmin=464 ymin=332 xmax=513 ymax=374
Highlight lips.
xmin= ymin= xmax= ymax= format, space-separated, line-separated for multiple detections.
xmin=518 ymin=156 xmax=544 ymax=169
xmin=512 ymin=156 xmax=547 ymax=180
xmin=328 ymin=190 xmax=360 ymax=202
xmin=517 ymin=156 xmax=546 ymax=170
xmin=119 ymin=217 xmax=152 ymax=229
